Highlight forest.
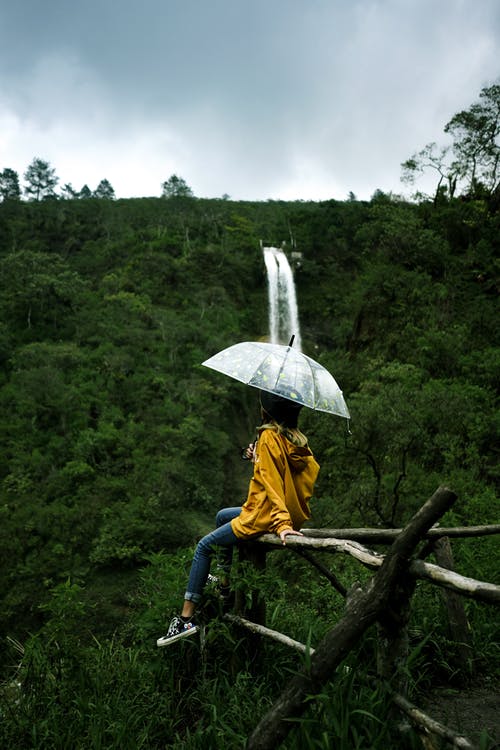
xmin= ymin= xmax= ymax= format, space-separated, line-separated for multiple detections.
xmin=0 ymin=85 xmax=498 ymax=748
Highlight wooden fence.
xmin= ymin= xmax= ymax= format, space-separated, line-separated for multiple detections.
xmin=222 ymin=487 xmax=500 ymax=750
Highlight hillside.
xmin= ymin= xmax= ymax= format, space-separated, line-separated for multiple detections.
xmin=0 ymin=191 xmax=498 ymax=749
xmin=0 ymin=192 xmax=498 ymax=638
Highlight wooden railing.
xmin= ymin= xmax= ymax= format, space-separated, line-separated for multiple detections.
xmin=223 ymin=487 xmax=499 ymax=750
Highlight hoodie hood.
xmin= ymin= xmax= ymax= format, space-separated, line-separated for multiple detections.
xmin=281 ymin=434 xmax=312 ymax=472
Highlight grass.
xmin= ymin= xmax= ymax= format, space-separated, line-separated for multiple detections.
xmin=1 ymin=545 xmax=497 ymax=749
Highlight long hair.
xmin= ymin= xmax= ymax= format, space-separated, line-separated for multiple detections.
xmin=258 ymin=417 xmax=308 ymax=448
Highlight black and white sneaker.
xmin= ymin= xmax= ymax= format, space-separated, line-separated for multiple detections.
xmin=156 ymin=616 xmax=198 ymax=647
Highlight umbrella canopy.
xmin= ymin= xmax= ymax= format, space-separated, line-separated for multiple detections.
xmin=202 ymin=341 xmax=350 ymax=419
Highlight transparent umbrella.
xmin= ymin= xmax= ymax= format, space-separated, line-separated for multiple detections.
xmin=202 ymin=340 xmax=350 ymax=419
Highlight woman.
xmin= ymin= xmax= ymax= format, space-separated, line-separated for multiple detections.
xmin=157 ymin=390 xmax=320 ymax=646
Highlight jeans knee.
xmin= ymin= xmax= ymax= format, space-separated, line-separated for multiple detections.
xmin=196 ymin=533 xmax=215 ymax=558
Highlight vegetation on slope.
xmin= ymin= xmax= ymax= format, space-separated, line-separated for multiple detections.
xmin=0 ymin=83 xmax=498 ymax=747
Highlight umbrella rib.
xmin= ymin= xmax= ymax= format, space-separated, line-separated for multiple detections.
xmin=247 ymin=349 xmax=276 ymax=390
xmin=311 ymin=365 xmax=317 ymax=408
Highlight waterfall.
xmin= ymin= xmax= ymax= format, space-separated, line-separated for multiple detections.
xmin=262 ymin=245 xmax=302 ymax=351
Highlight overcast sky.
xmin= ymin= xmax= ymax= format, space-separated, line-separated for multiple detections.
xmin=1 ymin=0 xmax=499 ymax=201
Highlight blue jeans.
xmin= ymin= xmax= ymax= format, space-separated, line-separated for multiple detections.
xmin=184 ymin=507 xmax=241 ymax=604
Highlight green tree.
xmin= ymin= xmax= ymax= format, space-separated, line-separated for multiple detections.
xmin=0 ymin=167 xmax=21 ymax=201
xmin=23 ymin=157 xmax=59 ymax=201
xmin=445 ymin=82 xmax=500 ymax=196
xmin=161 ymin=174 xmax=194 ymax=199
xmin=401 ymin=82 xmax=500 ymax=199
xmin=60 ymin=183 xmax=79 ymax=199
xmin=94 ymin=179 xmax=116 ymax=199
xmin=79 ymin=184 xmax=92 ymax=199
xmin=0 ymin=249 xmax=86 ymax=333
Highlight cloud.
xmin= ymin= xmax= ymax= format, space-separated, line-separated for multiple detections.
xmin=1 ymin=0 xmax=499 ymax=200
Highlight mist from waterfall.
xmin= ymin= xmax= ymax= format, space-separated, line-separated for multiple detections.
xmin=262 ymin=246 xmax=302 ymax=351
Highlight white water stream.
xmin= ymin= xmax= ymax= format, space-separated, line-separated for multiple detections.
xmin=262 ymin=246 xmax=302 ymax=351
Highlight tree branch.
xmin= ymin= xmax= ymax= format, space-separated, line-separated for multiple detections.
xmin=255 ymin=533 xmax=383 ymax=569
xmin=225 ymin=614 xmax=315 ymax=655
xmin=409 ymin=559 xmax=500 ymax=605
xmin=291 ymin=547 xmax=347 ymax=597
xmin=392 ymin=692 xmax=476 ymax=749
xmin=300 ymin=524 xmax=500 ymax=543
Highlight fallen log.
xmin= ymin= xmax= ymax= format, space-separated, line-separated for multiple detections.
xmin=225 ymin=614 xmax=315 ymax=656
xmin=256 ymin=533 xmax=383 ymax=568
xmin=409 ymin=559 xmax=500 ymax=605
xmin=301 ymin=524 xmax=500 ymax=543
xmin=392 ymin=692 xmax=476 ymax=749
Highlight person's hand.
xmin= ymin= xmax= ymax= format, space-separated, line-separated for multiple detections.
xmin=279 ymin=528 xmax=303 ymax=545
xmin=241 ymin=442 xmax=256 ymax=461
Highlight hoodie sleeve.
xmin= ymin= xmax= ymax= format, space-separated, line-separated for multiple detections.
xmin=255 ymin=431 xmax=294 ymax=535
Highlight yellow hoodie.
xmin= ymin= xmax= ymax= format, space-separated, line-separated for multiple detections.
xmin=230 ymin=427 xmax=320 ymax=539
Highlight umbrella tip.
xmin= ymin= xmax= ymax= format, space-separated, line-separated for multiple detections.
xmin=288 ymin=335 xmax=295 ymax=348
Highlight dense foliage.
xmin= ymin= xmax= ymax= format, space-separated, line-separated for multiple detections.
xmin=0 ymin=177 xmax=498 ymax=746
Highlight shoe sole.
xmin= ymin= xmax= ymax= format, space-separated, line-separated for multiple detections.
xmin=156 ymin=626 xmax=199 ymax=648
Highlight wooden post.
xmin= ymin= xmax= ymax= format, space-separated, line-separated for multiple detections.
xmin=231 ymin=543 xmax=268 ymax=673
xmin=432 ymin=536 xmax=473 ymax=681
xmin=235 ymin=543 xmax=267 ymax=625
xmin=376 ymin=575 xmax=415 ymax=697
